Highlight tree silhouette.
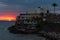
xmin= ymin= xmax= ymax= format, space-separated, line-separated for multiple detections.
xmin=52 ymin=3 xmax=57 ymax=14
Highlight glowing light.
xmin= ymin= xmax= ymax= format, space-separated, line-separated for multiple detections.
xmin=0 ymin=16 xmax=16 ymax=21
xmin=0 ymin=12 xmax=19 ymax=21
xmin=5 ymin=17 xmax=16 ymax=21
xmin=8 ymin=19 xmax=11 ymax=21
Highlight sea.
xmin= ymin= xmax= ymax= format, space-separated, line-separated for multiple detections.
xmin=0 ymin=21 xmax=46 ymax=40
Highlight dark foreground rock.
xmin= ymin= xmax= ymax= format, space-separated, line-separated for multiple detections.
xmin=37 ymin=31 xmax=60 ymax=40
xmin=8 ymin=26 xmax=38 ymax=34
xmin=8 ymin=22 xmax=60 ymax=34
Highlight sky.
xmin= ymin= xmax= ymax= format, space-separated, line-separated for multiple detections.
xmin=0 ymin=0 xmax=60 ymax=21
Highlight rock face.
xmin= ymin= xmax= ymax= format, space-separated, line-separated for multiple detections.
xmin=40 ymin=22 xmax=60 ymax=33
xmin=8 ymin=25 xmax=38 ymax=34
xmin=8 ymin=22 xmax=60 ymax=34
xmin=38 ymin=31 xmax=60 ymax=40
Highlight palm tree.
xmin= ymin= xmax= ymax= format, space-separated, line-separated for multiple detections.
xmin=52 ymin=3 xmax=57 ymax=14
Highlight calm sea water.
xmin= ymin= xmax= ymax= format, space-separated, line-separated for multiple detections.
xmin=0 ymin=21 xmax=45 ymax=40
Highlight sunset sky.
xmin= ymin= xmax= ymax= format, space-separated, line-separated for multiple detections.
xmin=0 ymin=0 xmax=60 ymax=21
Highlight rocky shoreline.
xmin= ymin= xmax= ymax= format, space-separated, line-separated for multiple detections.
xmin=8 ymin=25 xmax=38 ymax=34
xmin=37 ymin=31 xmax=60 ymax=40
xmin=7 ymin=22 xmax=60 ymax=40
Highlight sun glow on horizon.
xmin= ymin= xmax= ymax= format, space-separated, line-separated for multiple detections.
xmin=0 ymin=12 xmax=19 ymax=21
xmin=0 ymin=16 xmax=16 ymax=21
